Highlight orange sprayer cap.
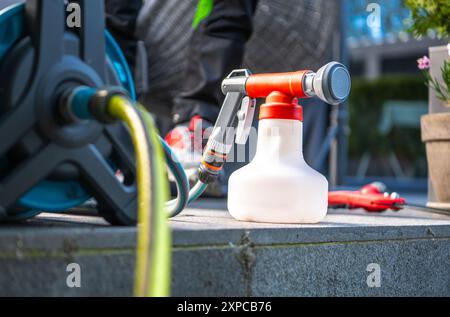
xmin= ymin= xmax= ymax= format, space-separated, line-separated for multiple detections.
xmin=259 ymin=91 xmax=303 ymax=122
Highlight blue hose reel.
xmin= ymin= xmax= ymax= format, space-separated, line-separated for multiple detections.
xmin=0 ymin=1 xmax=139 ymax=224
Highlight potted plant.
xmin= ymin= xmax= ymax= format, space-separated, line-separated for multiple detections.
xmin=406 ymin=0 xmax=450 ymax=207
xmin=418 ymin=53 xmax=450 ymax=207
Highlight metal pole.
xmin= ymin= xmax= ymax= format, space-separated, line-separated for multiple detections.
xmin=329 ymin=0 xmax=350 ymax=188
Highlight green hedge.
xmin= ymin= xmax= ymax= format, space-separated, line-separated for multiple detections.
xmin=348 ymin=75 xmax=428 ymax=158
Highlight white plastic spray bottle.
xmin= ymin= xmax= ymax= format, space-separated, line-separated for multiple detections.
xmin=228 ymin=92 xmax=330 ymax=223
xmin=198 ymin=62 xmax=351 ymax=224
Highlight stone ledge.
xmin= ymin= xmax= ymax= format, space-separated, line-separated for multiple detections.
xmin=0 ymin=201 xmax=449 ymax=296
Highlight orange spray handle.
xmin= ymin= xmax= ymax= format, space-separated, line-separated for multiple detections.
xmin=222 ymin=62 xmax=351 ymax=106
xmin=245 ymin=70 xmax=311 ymax=99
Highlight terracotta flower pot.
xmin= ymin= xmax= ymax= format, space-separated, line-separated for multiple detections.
xmin=421 ymin=113 xmax=450 ymax=203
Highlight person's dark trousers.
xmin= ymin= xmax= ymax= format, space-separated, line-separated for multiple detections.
xmin=172 ymin=0 xmax=259 ymax=125
xmin=105 ymin=0 xmax=143 ymax=70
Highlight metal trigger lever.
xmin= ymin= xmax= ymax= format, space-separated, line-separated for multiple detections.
xmin=235 ymin=97 xmax=256 ymax=145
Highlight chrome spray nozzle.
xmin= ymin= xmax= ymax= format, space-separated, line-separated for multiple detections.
xmin=303 ymin=62 xmax=351 ymax=106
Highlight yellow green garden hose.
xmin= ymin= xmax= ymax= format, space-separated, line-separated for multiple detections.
xmin=107 ymin=96 xmax=171 ymax=297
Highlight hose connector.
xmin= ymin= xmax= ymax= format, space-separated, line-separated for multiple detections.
xmin=59 ymin=86 xmax=130 ymax=124
xmin=89 ymin=87 xmax=130 ymax=123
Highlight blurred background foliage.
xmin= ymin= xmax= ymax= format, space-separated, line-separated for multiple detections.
xmin=345 ymin=0 xmax=447 ymax=180
xmin=405 ymin=0 xmax=450 ymax=38
xmin=348 ymin=75 xmax=428 ymax=177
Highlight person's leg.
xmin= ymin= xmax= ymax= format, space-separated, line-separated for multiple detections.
xmin=166 ymin=0 xmax=258 ymax=197
xmin=171 ymin=0 xmax=259 ymax=125
xmin=105 ymin=0 xmax=143 ymax=70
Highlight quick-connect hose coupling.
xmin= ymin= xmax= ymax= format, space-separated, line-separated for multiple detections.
xmin=59 ymin=86 xmax=130 ymax=123
xmin=198 ymin=144 xmax=227 ymax=184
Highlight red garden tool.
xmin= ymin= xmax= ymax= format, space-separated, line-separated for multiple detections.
xmin=328 ymin=182 xmax=450 ymax=216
